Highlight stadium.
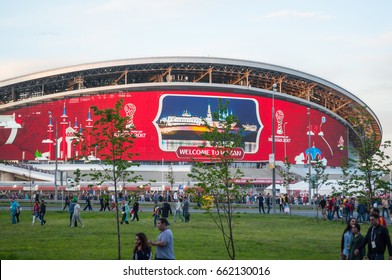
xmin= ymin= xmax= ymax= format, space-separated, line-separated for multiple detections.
xmin=0 ymin=56 xmax=382 ymax=197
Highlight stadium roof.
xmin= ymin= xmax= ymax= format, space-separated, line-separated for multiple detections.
xmin=0 ymin=56 xmax=382 ymax=144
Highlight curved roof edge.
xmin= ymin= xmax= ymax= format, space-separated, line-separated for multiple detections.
xmin=0 ymin=56 xmax=382 ymax=141
xmin=0 ymin=81 xmax=353 ymax=129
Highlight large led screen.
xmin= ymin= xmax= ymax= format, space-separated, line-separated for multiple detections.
xmin=0 ymin=90 xmax=348 ymax=166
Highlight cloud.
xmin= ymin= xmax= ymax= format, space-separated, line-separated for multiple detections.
xmin=371 ymin=31 xmax=392 ymax=47
xmin=266 ymin=10 xmax=333 ymax=20
xmin=34 ymin=32 xmax=60 ymax=37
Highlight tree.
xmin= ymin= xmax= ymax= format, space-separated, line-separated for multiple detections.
xmin=277 ymin=157 xmax=295 ymax=196
xmin=334 ymin=135 xmax=392 ymax=207
xmin=166 ymin=164 xmax=175 ymax=190
xmin=73 ymin=168 xmax=81 ymax=185
xmin=76 ymin=98 xmax=142 ymax=260
xmin=277 ymin=157 xmax=295 ymax=215
xmin=304 ymin=159 xmax=329 ymax=198
xmin=188 ymin=99 xmax=244 ymax=260
xmin=305 ymin=159 xmax=329 ymax=219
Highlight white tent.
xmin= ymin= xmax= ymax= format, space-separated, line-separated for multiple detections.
xmin=266 ymin=180 xmax=348 ymax=196
xmin=265 ymin=184 xmax=287 ymax=194
xmin=289 ymin=180 xmax=344 ymax=196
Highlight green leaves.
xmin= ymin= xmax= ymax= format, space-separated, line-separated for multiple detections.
xmin=188 ymin=98 xmax=244 ymax=260
xmin=76 ymin=98 xmax=143 ymax=260
xmin=335 ymin=129 xmax=392 ymax=205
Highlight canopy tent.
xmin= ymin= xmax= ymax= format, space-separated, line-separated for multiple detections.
xmin=289 ymin=180 xmax=347 ymax=196
xmin=266 ymin=180 xmax=344 ymax=196
xmin=265 ymin=184 xmax=287 ymax=194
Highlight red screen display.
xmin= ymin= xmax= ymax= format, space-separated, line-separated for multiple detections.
xmin=0 ymin=90 xmax=347 ymax=166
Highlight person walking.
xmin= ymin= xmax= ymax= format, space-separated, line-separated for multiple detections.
xmin=257 ymin=193 xmax=265 ymax=214
xmin=120 ymin=200 xmax=130 ymax=224
xmin=69 ymin=196 xmax=78 ymax=227
xmin=161 ymin=199 xmax=172 ymax=222
xmin=327 ymin=196 xmax=334 ymax=220
xmin=9 ymin=198 xmax=20 ymax=224
xmin=265 ymin=193 xmax=271 ymax=214
xmin=131 ymin=199 xmax=140 ymax=221
xmin=278 ymin=195 xmax=284 ymax=213
xmin=355 ymin=212 xmax=392 ymax=260
xmin=103 ymin=195 xmax=110 ymax=211
xmin=83 ymin=194 xmax=93 ymax=211
xmin=381 ymin=196 xmax=390 ymax=220
xmin=153 ymin=201 xmax=160 ymax=227
xmin=348 ymin=222 xmax=365 ymax=260
xmin=71 ymin=198 xmax=84 ymax=228
xmin=340 ymin=217 xmax=356 ymax=260
xmin=62 ymin=194 xmax=70 ymax=211
xmin=133 ymin=232 xmax=152 ymax=260
xmin=332 ymin=197 xmax=341 ymax=220
xmin=356 ymin=200 xmax=367 ymax=224
xmin=182 ymin=197 xmax=190 ymax=222
xmin=32 ymin=201 xmax=41 ymax=225
xmin=320 ymin=196 xmax=327 ymax=220
xmin=99 ymin=195 xmax=104 ymax=211
xmin=174 ymin=199 xmax=184 ymax=222
xmin=15 ymin=200 xmax=21 ymax=223
xmin=39 ymin=199 xmax=46 ymax=226
xmin=149 ymin=218 xmax=175 ymax=260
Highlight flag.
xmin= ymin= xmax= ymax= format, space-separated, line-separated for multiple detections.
xmin=35 ymin=150 xmax=42 ymax=158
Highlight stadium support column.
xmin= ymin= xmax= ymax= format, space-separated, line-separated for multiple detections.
xmin=85 ymin=108 xmax=93 ymax=157
xmin=49 ymin=111 xmax=59 ymax=202
xmin=46 ymin=116 xmax=54 ymax=159
xmin=284 ymin=122 xmax=288 ymax=159
xmin=270 ymin=84 xmax=277 ymax=214
xmin=60 ymin=103 xmax=68 ymax=160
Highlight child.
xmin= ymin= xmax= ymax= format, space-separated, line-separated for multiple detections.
xmin=71 ymin=197 xmax=84 ymax=228
xmin=32 ymin=201 xmax=41 ymax=225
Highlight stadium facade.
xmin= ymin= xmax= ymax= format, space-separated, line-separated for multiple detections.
xmin=0 ymin=57 xmax=381 ymax=167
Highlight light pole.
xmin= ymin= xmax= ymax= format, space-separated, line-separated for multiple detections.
xmin=271 ymin=84 xmax=277 ymax=214
xmin=307 ymin=108 xmax=312 ymax=205
xmin=29 ymin=166 xmax=33 ymax=212
xmin=284 ymin=122 xmax=288 ymax=160
xmin=60 ymin=171 xmax=64 ymax=209
xmin=389 ymin=169 xmax=391 ymax=198
xmin=49 ymin=111 xmax=59 ymax=202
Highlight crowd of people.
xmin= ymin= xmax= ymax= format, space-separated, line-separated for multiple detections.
xmin=5 ymin=189 xmax=392 ymax=260
xmin=317 ymin=194 xmax=392 ymax=223
xmin=8 ymin=195 xmax=47 ymax=226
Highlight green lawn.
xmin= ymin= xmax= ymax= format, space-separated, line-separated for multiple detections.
xmin=0 ymin=209 xmax=350 ymax=260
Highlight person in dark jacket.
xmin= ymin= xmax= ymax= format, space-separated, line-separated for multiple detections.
xmin=131 ymin=200 xmax=140 ymax=221
xmin=39 ymin=199 xmax=47 ymax=226
xmin=133 ymin=232 xmax=152 ymax=260
xmin=99 ymin=196 xmax=104 ymax=211
xmin=356 ymin=202 xmax=367 ymax=223
xmin=355 ymin=212 xmax=392 ymax=260
xmin=257 ymin=193 xmax=265 ymax=214
xmin=63 ymin=194 xmax=70 ymax=211
xmin=160 ymin=200 xmax=172 ymax=224
xmin=348 ymin=222 xmax=365 ymax=260
xmin=83 ymin=194 xmax=93 ymax=211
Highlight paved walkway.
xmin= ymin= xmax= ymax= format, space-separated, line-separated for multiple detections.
xmin=2 ymin=201 xmax=391 ymax=225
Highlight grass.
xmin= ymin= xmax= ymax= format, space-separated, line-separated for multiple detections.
xmin=0 ymin=206 xmax=354 ymax=260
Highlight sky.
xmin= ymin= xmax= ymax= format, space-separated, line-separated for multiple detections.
xmin=1 ymin=0 xmax=392 ymax=157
